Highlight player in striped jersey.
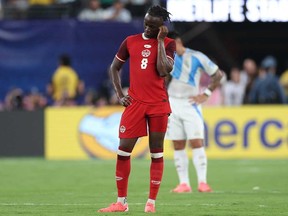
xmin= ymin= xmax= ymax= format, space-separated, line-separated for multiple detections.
xmin=166 ymin=31 xmax=223 ymax=193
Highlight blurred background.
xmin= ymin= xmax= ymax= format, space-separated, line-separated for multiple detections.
xmin=0 ymin=0 xmax=287 ymax=159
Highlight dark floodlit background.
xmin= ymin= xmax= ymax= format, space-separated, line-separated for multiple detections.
xmin=0 ymin=0 xmax=288 ymax=101
xmin=0 ymin=1 xmax=287 ymax=215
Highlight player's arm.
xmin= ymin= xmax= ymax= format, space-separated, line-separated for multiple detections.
xmin=109 ymin=58 xmax=132 ymax=107
xmin=109 ymin=38 xmax=133 ymax=107
xmin=157 ymin=25 xmax=174 ymax=77
xmin=206 ymin=69 xmax=224 ymax=94
xmin=190 ymin=69 xmax=223 ymax=104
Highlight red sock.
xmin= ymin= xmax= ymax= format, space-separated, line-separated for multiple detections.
xmin=149 ymin=149 xmax=164 ymax=200
xmin=116 ymin=147 xmax=131 ymax=197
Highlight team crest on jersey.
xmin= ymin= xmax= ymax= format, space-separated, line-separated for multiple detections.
xmin=120 ymin=125 xmax=126 ymax=133
xmin=142 ymin=49 xmax=151 ymax=57
xmin=144 ymin=44 xmax=151 ymax=48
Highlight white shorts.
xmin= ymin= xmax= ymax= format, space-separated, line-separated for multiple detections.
xmin=166 ymin=97 xmax=204 ymax=140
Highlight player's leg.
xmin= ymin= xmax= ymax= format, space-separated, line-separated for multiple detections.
xmin=115 ymin=138 xmax=137 ymax=206
xmin=171 ymin=140 xmax=192 ymax=193
xmin=98 ymin=101 xmax=147 ymax=212
xmin=185 ymin=104 xmax=212 ymax=192
xmin=188 ymin=139 xmax=211 ymax=192
xmin=166 ymin=98 xmax=191 ymax=193
xmin=115 ymin=100 xmax=148 ymax=204
xmin=98 ymin=138 xmax=137 ymax=213
xmin=144 ymin=114 xmax=168 ymax=213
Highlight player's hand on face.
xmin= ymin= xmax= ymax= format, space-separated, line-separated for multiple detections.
xmin=189 ymin=94 xmax=209 ymax=105
xmin=157 ymin=25 xmax=168 ymax=41
xmin=119 ymin=95 xmax=133 ymax=107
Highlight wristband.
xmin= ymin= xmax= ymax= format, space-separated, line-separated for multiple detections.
xmin=204 ymin=88 xmax=212 ymax=97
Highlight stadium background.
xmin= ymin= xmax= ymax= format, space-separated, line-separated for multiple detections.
xmin=0 ymin=0 xmax=288 ymax=158
xmin=1 ymin=1 xmax=288 ymax=215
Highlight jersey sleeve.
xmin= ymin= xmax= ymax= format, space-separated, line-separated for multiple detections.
xmin=197 ymin=52 xmax=219 ymax=76
xmin=165 ymin=40 xmax=176 ymax=61
xmin=115 ymin=38 xmax=129 ymax=62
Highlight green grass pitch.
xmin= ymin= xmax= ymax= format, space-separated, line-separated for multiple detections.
xmin=0 ymin=158 xmax=288 ymax=215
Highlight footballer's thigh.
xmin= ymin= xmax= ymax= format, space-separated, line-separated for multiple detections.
xmin=148 ymin=115 xmax=168 ymax=149
xmin=119 ymin=100 xmax=147 ymax=139
xmin=147 ymin=103 xmax=170 ymax=149
xmin=166 ymin=112 xmax=186 ymax=140
xmin=183 ymin=104 xmax=205 ymax=140
xmin=166 ymin=97 xmax=187 ymax=140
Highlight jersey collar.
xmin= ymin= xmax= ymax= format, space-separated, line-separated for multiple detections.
xmin=142 ymin=33 xmax=150 ymax=40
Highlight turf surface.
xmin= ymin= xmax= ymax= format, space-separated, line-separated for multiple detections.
xmin=0 ymin=158 xmax=287 ymax=215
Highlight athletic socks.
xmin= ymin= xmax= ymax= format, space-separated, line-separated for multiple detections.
xmin=116 ymin=147 xmax=131 ymax=202
xmin=147 ymin=198 xmax=155 ymax=205
xmin=116 ymin=147 xmax=165 ymax=204
xmin=174 ymin=147 xmax=208 ymax=186
xmin=117 ymin=197 xmax=127 ymax=205
xmin=174 ymin=149 xmax=190 ymax=185
xmin=149 ymin=148 xmax=164 ymax=200
xmin=192 ymin=147 xmax=208 ymax=184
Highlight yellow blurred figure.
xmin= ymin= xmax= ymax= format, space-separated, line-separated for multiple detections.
xmin=47 ymin=54 xmax=84 ymax=106
xmin=52 ymin=67 xmax=79 ymax=101
xmin=29 ymin=0 xmax=54 ymax=5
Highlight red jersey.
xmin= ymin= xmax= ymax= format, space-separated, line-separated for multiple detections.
xmin=115 ymin=33 xmax=175 ymax=104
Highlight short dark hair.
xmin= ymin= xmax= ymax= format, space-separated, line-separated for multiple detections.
xmin=147 ymin=5 xmax=172 ymax=22
xmin=60 ymin=54 xmax=71 ymax=66
xmin=167 ymin=31 xmax=181 ymax=40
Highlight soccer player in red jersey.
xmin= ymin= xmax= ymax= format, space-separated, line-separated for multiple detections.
xmin=98 ymin=5 xmax=175 ymax=213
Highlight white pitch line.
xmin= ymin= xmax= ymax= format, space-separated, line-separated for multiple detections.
xmin=258 ymin=205 xmax=267 ymax=208
xmin=0 ymin=203 xmax=94 ymax=206
xmin=0 ymin=203 xmax=192 ymax=206
xmin=211 ymin=190 xmax=281 ymax=194
xmin=0 ymin=203 xmax=269 ymax=207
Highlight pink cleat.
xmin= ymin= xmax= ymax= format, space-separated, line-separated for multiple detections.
xmin=198 ymin=182 xmax=212 ymax=192
xmin=171 ymin=183 xmax=192 ymax=193
xmin=144 ymin=202 xmax=156 ymax=213
xmin=97 ymin=202 xmax=129 ymax=212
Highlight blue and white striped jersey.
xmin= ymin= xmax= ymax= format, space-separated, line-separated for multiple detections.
xmin=168 ymin=48 xmax=218 ymax=98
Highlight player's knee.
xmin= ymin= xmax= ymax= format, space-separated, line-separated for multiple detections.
xmin=189 ymin=139 xmax=204 ymax=149
xmin=173 ymin=140 xmax=186 ymax=150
